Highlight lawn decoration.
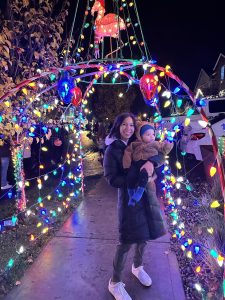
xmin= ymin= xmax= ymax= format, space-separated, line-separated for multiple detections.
xmin=91 ymin=0 xmax=126 ymax=58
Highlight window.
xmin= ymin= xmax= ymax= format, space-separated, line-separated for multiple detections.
xmin=221 ymin=65 xmax=225 ymax=80
xmin=209 ymin=100 xmax=225 ymax=113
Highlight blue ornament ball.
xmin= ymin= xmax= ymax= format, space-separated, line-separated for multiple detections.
xmin=57 ymin=72 xmax=76 ymax=105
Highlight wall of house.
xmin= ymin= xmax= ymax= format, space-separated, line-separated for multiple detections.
xmin=195 ymin=55 xmax=225 ymax=96
xmin=214 ymin=56 xmax=225 ymax=92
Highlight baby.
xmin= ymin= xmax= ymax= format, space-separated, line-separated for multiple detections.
xmin=123 ymin=121 xmax=173 ymax=206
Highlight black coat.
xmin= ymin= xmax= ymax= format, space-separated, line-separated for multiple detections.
xmin=103 ymin=139 xmax=166 ymax=243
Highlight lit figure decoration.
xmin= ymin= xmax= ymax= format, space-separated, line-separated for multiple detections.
xmin=91 ymin=0 xmax=126 ymax=58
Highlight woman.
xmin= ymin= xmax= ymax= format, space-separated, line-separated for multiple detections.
xmin=103 ymin=112 xmax=166 ymax=300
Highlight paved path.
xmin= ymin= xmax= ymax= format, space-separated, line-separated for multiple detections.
xmin=4 ymin=155 xmax=186 ymax=300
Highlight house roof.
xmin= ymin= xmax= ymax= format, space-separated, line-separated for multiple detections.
xmin=194 ymin=68 xmax=210 ymax=91
xmin=213 ymin=53 xmax=225 ymax=71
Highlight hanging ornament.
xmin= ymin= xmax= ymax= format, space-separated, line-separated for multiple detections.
xmin=139 ymin=74 xmax=158 ymax=106
xmin=71 ymin=87 xmax=83 ymax=107
xmin=57 ymin=72 xmax=76 ymax=105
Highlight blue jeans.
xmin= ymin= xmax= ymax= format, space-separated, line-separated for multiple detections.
xmin=1 ymin=157 xmax=10 ymax=186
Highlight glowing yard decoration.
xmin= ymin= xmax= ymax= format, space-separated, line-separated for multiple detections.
xmin=91 ymin=0 xmax=126 ymax=58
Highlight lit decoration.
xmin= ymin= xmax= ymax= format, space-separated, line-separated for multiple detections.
xmin=162 ymin=90 xmax=171 ymax=98
xmin=186 ymin=107 xmax=195 ymax=117
xmin=196 ymin=98 xmax=206 ymax=107
xmin=175 ymin=161 xmax=182 ymax=169
xmin=71 ymin=87 xmax=83 ymax=107
xmin=207 ymin=227 xmax=214 ymax=234
xmin=184 ymin=118 xmax=190 ymax=126
xmin=210 ymin=200 xmax=220 ymax=208
xmin=164 ymin=100 xmax=171 ymax=108
xmin=210 ymin=249 xmax=219 ymax=258
xmin=7 ymin=258 xmax=14 ymax=269
xmin=12 ymin=145 xmax=26 ymax=211
xmin=195 ymin=283 xmax=202 ymax=292
xmin=187 ymin=251 xmax=192 ymax=259
xmin=0 ymin=76 xmax=85 ymax=275
xmin=91 ymin=0 xmax=126 ymax=58
xmin=57 ymin=71 xmax=76 ymax=104
xmin=198 ymin=120 xmax=208 ymax=128
xmin=176 ymin=98 xmax=183 ymax=108
xmin=139 ymin=74 xmax=159 ymax=106
xmin=173 ymin=86 xmax=181 ymax=94
xmin=223 ymin=280 xmax=225 ymax=297
xmin=210 ymin=166 xmax=217 ymax=177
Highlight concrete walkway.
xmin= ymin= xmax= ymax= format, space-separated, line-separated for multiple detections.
xmin=4 ymin=155 xmax=185 ymax=300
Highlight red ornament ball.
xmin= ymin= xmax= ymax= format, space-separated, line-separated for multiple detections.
xmin=71 ymin=87 xmax=82 ymax=107
xmin=139 ymin=74 xmax=158 ymax=101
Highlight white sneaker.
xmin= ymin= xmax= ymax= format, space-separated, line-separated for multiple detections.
xmin=1 ymin=183 xmax=12 ymax=190
xmin=108 ymin=279 xmax=132 ymax=300
xmin=132 ymin=265 xmax=152 ymax=287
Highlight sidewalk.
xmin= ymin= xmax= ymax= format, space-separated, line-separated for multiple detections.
xmin=4 ymin=153 xmax=185 ymax=300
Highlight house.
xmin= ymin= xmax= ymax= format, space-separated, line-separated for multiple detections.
xmin=194 ymin=53 xmax=225 ymax=97
xmin=193 ymin=53 xmax=225 ymax=179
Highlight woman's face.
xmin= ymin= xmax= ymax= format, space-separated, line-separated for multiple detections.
xmin=119 ymin=117 xmax=135 ymax=142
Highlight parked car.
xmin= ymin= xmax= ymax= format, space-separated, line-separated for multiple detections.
xmin=161 ymin=97 xmax=225 ymax=161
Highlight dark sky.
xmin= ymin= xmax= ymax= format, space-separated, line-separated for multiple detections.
xmin=1 ymin=0 xmax=224 ymax=91
xmin=137 ymin=1 xmax=225 ymax=90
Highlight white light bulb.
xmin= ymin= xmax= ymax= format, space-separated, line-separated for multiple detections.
xmin=194 ymin=283 xmax=202 ymax=292
xmin=175 ymin=183 xmax=181 ymax=189
xmin=177 ymin=177 xmax=184 ymax=182
xmin=198 ymin=120 xmax=208 ymax=128
xmin=176 ymin=198 xmax=182 ymax=205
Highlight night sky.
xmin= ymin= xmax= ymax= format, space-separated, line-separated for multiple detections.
xmin=1 ymin=0 xmax=224 ymax=91
xmin=137 ymin=1 xmax=225 ymax=90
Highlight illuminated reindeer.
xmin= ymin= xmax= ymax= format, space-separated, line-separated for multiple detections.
xmin=91 ymin=0 xmax=125 ymax=58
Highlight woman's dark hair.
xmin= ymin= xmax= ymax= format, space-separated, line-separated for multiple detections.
xmin=109 ymin=112 xmax=136 ymax=140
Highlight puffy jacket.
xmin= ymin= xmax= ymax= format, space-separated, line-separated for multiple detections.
xmin=103 ymin=139 xmax=166 ymax=243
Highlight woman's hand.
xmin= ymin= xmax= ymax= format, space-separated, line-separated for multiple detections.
xmin=140 ymin=161 xmax=154 ymax=177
